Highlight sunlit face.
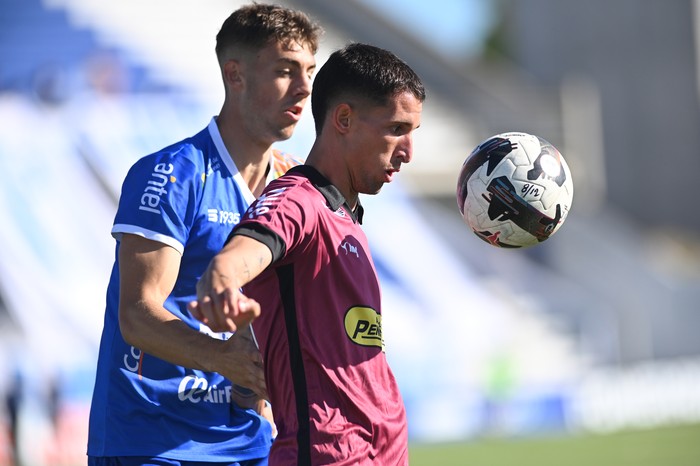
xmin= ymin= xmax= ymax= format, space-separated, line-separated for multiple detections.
xmin=346 ymin=91 xmax=422 ymax=196
xmin=238 ymin=40 xmax=316 ymax=146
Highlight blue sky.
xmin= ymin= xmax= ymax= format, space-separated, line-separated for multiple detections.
xmin=356 ymin=0 xmax=495 ymax=60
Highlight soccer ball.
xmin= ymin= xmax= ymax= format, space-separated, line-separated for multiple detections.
xmin=456 ymin=132 xmax=574 ymax=248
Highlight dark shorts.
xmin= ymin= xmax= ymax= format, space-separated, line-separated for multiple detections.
xmin=88 ymin=456 xmax=268 ymax=466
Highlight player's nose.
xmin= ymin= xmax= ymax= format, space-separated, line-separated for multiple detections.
xmin=295 ymin=73 xmax=312 ymax=98
xmin=398 ymin=134 xmax=414 ymax=163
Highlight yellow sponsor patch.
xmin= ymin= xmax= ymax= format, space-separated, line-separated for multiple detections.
xmin=344 ymin=306 xmax=384 ymax=350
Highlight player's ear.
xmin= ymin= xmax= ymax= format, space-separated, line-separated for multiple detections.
xmin=223 ymin=59 xmax=244 ymax=89
xmin=332 ymin=103 xmax=353 ymax=135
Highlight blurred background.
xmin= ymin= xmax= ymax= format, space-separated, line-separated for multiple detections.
xmin=1 ymin=0 xmax=700 ymax=464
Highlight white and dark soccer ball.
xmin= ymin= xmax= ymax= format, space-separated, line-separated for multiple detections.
xmin=456 ymin=132 xmax=574 ymax=248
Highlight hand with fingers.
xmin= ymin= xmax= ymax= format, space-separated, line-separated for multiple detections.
xmin=188 ymin=254 xmax=261 ymax=333
xmin=220 ymin=323 xmax=276 ymax=436
xmin=219 ymin=326 xmax=269 ymax=400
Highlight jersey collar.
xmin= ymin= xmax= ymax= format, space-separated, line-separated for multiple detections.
xmin=208 ymin=117 xmax=277 ymax=206
xmin=288 ymin=165 xmax=364 ymax=224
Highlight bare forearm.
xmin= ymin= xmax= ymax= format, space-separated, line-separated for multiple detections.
xmin=213 ymin=237 xmax=272 ymax=288
xmin=119 ymin=300 xmax=222 ymax=373
xmin=190 ymin=236 xmax=272 ymax=332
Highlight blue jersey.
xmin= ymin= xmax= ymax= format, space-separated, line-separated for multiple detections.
xmin=88 ymin=118 xmax=301 ymax=461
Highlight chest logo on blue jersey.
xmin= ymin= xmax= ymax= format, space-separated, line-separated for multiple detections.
xmin=207 ymin=209 xmax=241 ymax=225
xmin=344 ymin=306 xmax=384 ymax=350
xmin=139 ymin=162 xmax=175 ymax=214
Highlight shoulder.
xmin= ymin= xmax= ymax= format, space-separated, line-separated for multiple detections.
xmin=129 ymin=131 xmax=210 ymax=180
xmin=266 ymin=166 xmax=318 ymax=195
xmin=246 ymin=170 xmax=316 ymax=219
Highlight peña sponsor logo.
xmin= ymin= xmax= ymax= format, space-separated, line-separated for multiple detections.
xmin=344 ymin=306 xmax=384 ymax=350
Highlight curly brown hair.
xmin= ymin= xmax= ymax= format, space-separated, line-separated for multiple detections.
xmin=215 ymin=3 xmax=322 ymax=61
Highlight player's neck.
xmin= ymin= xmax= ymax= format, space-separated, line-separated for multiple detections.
xmin=239 ymin=156 xmax=272 ymax=197
xmin=234 ymin=147 xmax=272 ymax=198
xmin=216 ymin=114 xmax=273 ymax=196
xmin=307 ymin=144 xmax=359 ymax=210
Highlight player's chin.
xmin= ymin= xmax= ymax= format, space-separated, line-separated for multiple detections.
xmin=273 ymin=125 xmax=296 ymax=141
xmin=365 ymin=183 xmax=384 ymax=196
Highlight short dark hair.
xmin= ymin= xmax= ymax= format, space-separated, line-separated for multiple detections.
xmin=215 ymin=4 xmax=322 ymax=61
xmin=311 ymin=43 xmax=426 ymax=134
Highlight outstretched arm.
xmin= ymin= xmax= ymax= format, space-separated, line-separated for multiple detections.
xmin=189 ymin=234 xmax=273 ymax=333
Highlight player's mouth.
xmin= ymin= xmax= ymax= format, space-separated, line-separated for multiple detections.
xmin=284 ymin=105 xmax=303 ymax=122
xmin=385 ymin=167 xmax=400 ymax=182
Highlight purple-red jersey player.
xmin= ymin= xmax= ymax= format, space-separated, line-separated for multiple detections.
xmin=191 ymin=43 xmax=425 ymax=465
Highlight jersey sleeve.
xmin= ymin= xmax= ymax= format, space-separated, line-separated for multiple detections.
xmin=232 ymin=180 xmax=312 ymax=264
xmin=112 ymin=147 xmax=202 ymax=254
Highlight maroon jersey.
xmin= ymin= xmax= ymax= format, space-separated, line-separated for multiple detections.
xmin=233 ymin=165 xmax=408 ymax=465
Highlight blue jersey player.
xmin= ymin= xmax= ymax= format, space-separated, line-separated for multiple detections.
xmin=87 ymin=5 xmax=321 ymax=465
